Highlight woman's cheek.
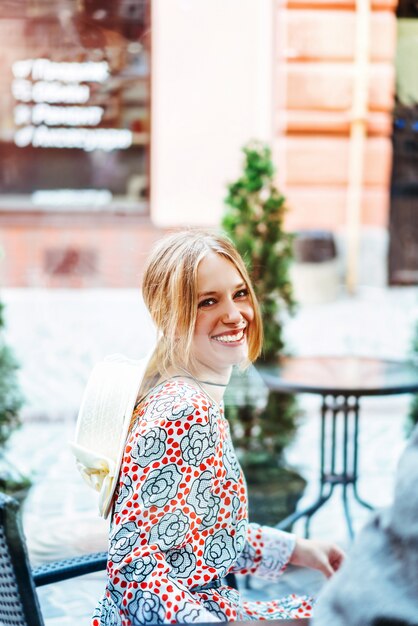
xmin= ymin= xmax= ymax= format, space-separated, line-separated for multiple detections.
xmin=243 ymin=302 xmax=255 ymax=321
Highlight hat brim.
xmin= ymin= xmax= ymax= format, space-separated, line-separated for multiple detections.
xmin=72 ymin=352 xmax=153 ymax=519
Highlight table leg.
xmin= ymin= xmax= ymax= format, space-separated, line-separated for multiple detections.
xmin=276 ymin=394 xmax=374 ymax=538
xmin=351 ymin=397 xmax=374 ymax=511
xmin=275 ymin=493 xmax=333 ymax=535
xmin=276 ymin=398 xmax=334 ymax=536
xmin=342 ymin=400 xmax=354 ymax=538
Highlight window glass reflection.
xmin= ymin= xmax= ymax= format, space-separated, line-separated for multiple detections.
xmin=0 ymin=0 xmax=150 ymax=213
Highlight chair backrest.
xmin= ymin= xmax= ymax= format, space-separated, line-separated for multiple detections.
xmin=0 ymin=493 xmax=44 ymax=626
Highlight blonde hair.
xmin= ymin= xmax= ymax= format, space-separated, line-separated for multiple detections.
xmin=139 ymin=229 xmax=263 ymax=397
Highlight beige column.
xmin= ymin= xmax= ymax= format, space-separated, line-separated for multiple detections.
xmin=151 ymin=0 xmax=274 ymax=228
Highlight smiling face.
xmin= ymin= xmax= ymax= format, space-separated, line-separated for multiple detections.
xmin=191 ymin=252 xmax=255 ymax=380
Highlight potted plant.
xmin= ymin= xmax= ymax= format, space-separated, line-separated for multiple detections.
xmin=0 ymin=301 xmax=28 ymax=501
xmin=222 ymin=141 xmax=306 ymax=527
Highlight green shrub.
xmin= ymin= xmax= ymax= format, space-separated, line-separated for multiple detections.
xmin=222 ymin=141 xmax=299 ymax=465
xmin=0 ymin=302 xmax=24 ymax=446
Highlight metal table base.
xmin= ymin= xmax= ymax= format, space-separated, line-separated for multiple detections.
xmin=258 ymin=356 xmax=418 ymax=539
xmin=276 ymin=394 xmax=374 ymax=538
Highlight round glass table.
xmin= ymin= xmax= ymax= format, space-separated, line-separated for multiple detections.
xmin=257 ymin=356 xmax=418 ymax=538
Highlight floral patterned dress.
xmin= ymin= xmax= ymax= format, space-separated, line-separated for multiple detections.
xmin=92 ymin=379 xmax=314 ymax=625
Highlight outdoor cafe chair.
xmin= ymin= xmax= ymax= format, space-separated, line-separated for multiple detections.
xmin=0 ymin=490 xmax=107 ymax=626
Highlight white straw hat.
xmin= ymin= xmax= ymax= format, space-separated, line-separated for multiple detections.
xmin=70 ymin=352 xmax=153 ymax=519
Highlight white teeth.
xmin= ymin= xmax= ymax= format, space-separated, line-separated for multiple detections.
xmin=213 ymin=330 xmax=244 ymax=343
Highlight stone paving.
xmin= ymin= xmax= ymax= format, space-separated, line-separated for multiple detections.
xmin=2 ymin=285 xmax=418 ymax=625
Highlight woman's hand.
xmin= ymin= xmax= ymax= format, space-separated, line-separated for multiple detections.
xmin=290 ymin=537 xmax=345 ymax=578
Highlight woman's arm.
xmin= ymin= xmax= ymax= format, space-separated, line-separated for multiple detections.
xmin=230 ymin=524 xmax=344 ymax=581
xmin=229 ymin=523 xmax=296 ymax=580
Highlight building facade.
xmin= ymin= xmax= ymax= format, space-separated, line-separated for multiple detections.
xmin=0 ymin=0 xmax=399 ymax=287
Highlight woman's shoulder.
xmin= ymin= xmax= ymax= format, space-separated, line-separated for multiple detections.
xmin=135 ymin=377 xmax=218 ymax=424
xmin=151 ymin=377 xmax=209 ymax=402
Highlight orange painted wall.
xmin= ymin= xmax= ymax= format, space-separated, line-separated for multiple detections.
xmin=275 ymin=0 xmax=398 ymax=231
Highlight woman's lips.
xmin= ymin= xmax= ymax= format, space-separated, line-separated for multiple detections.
xmin=211 ymin=328 xmax=246 ymax=345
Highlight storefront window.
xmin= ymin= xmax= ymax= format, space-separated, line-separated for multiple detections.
xmin=0 ymin=0 xmax=150 ymax=214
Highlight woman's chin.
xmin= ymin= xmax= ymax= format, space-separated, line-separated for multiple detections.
xmin=213 ymin=344 xmax=249 ymax=367
xmin=193 ymin=340 xmax=249 ymax=373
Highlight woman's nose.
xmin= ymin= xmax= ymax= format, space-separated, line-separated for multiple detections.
xmin=221 ymin=299 xmax=243 ymax=323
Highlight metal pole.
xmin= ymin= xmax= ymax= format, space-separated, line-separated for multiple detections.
xmin=345 ymin=0 xmax=371 ymax=293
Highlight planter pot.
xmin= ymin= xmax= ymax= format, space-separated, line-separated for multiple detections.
xmin=242 ymin=463 xmax=306 ymax=528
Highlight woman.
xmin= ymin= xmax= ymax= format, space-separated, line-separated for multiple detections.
xmin=92 ymin=230 xmax=344 ymax=625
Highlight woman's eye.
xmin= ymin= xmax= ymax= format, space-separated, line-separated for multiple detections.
xmin=234 ymin=288 xmax=249 ymax=299
xmin=198 ymin=298 xmax=216 ymax=308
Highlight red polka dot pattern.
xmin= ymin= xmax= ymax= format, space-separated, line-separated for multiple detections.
xmin=91 ymin=380 xmax=314 ymax=624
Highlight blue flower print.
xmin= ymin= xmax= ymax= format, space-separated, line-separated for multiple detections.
xmin=181 ymin=423 xmax=214 ymax=466
xmin=199 ymin=491 xmax=221 ymax=529
xmin=261 ymin=553 xmax=289 ymax=577
xmin=141 ymin=464 xmax=182 ymax=508
xmin=176 ymin=604 xmax=204 ymax=623
xmin=223 ymin=438 xmax=242 ymax=481
xmin=109 ymin=521 xmax=138 ymax=563
xmin=171 ymin=399 xmax=195 ymax=419
xmin=166 ymin=543 xmax=196 ymax=579
xmin=232 ymin=495 xmax=240 ymax=514
xmin=201 ymin=599 xmax=228 ymax=620
xmin=234 ymin=519 xmax=247 ymax=555
xmin=186 ymin=470 xmax=212 ymax=515
xmin=233 ymin=538 xmax=256 ymax=572
xmin=221 ymin=585 xmax=240 ymax=605
xmin=149 ymin=510 xmax=189 ymax=550
xmin=124 ymin=555 xmax=156 ymax=583
xmin=148 ymin=393 xmax=181 ymax=420
xmin=98 ymin=597 xmax=122 ymax=626
xmin=208 ymin=406 xmax=219 ymax=443
xmin=108 ymin=578 xmax=123 ymax=606
xmin=129 ymin=589 xmax=165 ymax=625
xmin=203 ymin=529 xmax=237 ymax=575
xmin=116 ymin=474 xmax=133 ymax=509
xmin=132 ymin=427 xmax=167 ymax=468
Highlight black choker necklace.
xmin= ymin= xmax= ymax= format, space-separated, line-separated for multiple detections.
xmin=173 ymin=374 xmax=229 ymax=388
xmin=194 ymin=377 xmax=229 ymax=388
